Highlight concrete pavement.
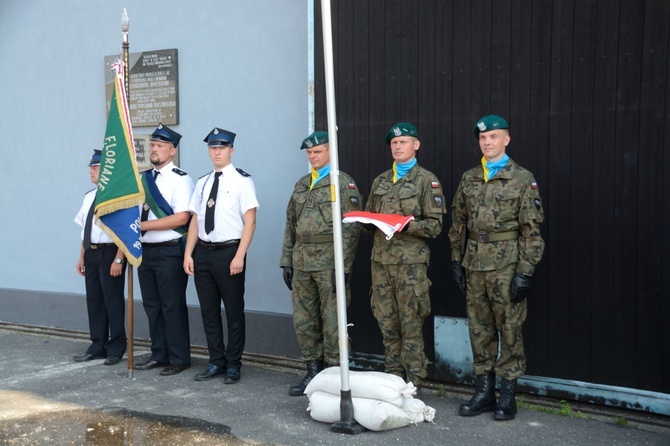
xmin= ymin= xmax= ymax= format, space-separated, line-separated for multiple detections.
xmin=1 ymin=325 xmax=668 ymax=445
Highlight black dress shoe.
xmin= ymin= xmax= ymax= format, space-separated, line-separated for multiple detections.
xmin=160 ymin=364 xmax=190 ymax=376
xmin=194 ymin=364 xmax=227 ymax=381
xmin=103 ymin=355 xmax=122 ymax=366
xmin=223 ymin=368 xmax=241 ymax=384
xmin=73 ymin=353 xmax=104 ymax=362
xmin=134 ymin=359 xmax=168 ymax=370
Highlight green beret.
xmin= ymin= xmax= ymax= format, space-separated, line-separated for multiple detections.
xmin=385 ymin=122 xmax=419 ymax=145
xmin=473 ymin=115 xmax=509 ymax=138
xmin=301 ymin=131 xmax=329 ymax=149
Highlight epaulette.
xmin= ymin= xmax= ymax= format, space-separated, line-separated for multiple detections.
xmin=236 ymin=167 xmax=251 ymax=177
xmin=173 ymin=167 xmax=188 ymax=176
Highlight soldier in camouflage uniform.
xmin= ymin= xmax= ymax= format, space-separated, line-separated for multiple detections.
xmin=366 ymin=122 xmax=445 ymax=399
xmin=280 ymin=131 xmax=361 ymax=396
xmin=449 ymin=115 xmax=545 ymax=421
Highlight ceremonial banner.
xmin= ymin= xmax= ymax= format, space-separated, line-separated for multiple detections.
xmin=95 ymin=60 xmax=145 ymax=266
xmin=342 ymin=211 xmax=414 ymax=240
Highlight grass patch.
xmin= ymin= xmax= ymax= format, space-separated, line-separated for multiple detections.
xmin=614 ymin=416 xmax=628 ymax=426
xmin=517 ymin=399 xmax=590 ymax=420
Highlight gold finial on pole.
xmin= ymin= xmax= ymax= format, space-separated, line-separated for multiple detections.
xmin=121 ymin=8 xmax=130 ymax=100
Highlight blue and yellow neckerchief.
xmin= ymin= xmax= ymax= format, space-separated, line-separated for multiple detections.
xmin=310 ymin=164 xmax=330 ymax=190
xmin=482 ymin=154 xmax=509 ymax=182
xmin=393 ymin=158 xmax=417 ymax=183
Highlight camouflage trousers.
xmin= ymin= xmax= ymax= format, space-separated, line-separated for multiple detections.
xmin=292 ymin=269 xmax=350 ymax=366
xmin=370 ymin=261 xmax=431 ymax=385
xmin=466 ymin=263 xmax=527 ymax=380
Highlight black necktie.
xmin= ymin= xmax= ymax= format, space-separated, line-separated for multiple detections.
xmin=205 ymin=172 xmax=222 ymax=234
xmin=141 ymin=170 xmax=159 ymax=236
xmin=83 ymin=195 xmax=96 ymax=250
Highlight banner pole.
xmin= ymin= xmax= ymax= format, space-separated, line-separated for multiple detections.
xmin=319 ymin=0 xmax=364 ymax=435
xmin=121 ymin=8 xmax=134 ymax=379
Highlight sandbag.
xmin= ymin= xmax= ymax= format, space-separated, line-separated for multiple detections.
xmin=306 ymin=390 xmax=413 ymax=431
xmin=306 ymin=391 xmax=340 ymax=423
xmin=352 ymin=397 xmax=413 ymax=431
xmin=304 ymin=367 xmax=415 ymax=407
xmin=401 ymin=397 xmax=436 ymax=424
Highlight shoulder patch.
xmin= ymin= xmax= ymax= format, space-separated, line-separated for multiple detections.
xmin=172 ymin=167 xmax=187 ymax=176
xmin=236 ymin=167 xmax=251 ymax=177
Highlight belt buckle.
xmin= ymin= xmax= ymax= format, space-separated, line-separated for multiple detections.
xmin=478 ymin=232 xmax=489 ymax=243
xmin=90 ymin=244 xmax=99 ymax=250
xmin=301 ymin=234 xmax=310 ymax=243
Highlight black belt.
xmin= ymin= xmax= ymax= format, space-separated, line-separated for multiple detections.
xmin=89 ymin=243 xmax=115 ymax=250
xmin=143 ymin=239 xmax=180 ymax=248
xmin=198 ymin=239 xmax=240 ymax=250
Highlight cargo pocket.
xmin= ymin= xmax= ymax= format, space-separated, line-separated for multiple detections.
xmin=413 ymin=278 xmax=432 ymax=319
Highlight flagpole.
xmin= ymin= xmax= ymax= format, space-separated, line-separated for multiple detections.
xmin=121 ymin=7 xmax=135 ymax=379
xmin=320 ymin=0 xmax=364 ymax=435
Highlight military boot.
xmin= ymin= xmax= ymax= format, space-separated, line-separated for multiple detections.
xmin=459 ymin=371 xmax=496 ymax=416
xmin=494 ymin=378 xmax=518 ymax=420
xmin=288 ymin=359 xmax=324 ymax=396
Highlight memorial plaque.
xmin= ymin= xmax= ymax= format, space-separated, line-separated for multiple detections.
xmin=133 ymin=134 xmax=151 ymax=171
xmin=104 ymin=49 xmax=179 ymax=127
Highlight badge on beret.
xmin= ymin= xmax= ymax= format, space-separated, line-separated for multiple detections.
xmin=305 ymin=139 xmax=313 ymax=148
xmin=207 ymin=198 xmax=215 ymax=208
xmin=478 ymin=122 xmax=487 ymax=132
xmin=158 ymin=124 xmax=164 ymax=129
xmin=434 ymin=196 xmax=443 ymax=207
xmin=393 ymin=127 xmax=402 ymax=137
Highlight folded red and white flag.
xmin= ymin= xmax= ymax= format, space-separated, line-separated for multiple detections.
xmin=342 ymin=211 xmax=414 ymax=240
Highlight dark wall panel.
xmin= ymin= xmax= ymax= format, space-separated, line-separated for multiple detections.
xmin=315 ymin=0 xmax=670 ymax=393
xmin=636 ymin=0 xmax=668 ymax=391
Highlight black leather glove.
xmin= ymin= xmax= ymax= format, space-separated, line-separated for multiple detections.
xmin=510 ymin=273 xmax=532 ymax=303
xmin=452 ymin=261 xmax=467 ymax=295
xmin=282 ymin=267 xmax=293 ymax=291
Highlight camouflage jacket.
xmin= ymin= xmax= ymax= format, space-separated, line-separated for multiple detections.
xmin=365 ymin=164 xmax=445 ymax=265
xmin=280 ymin=171 xmax=361 ymax=272
xmin=448 ymin=158 xmax=545 ymax=275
